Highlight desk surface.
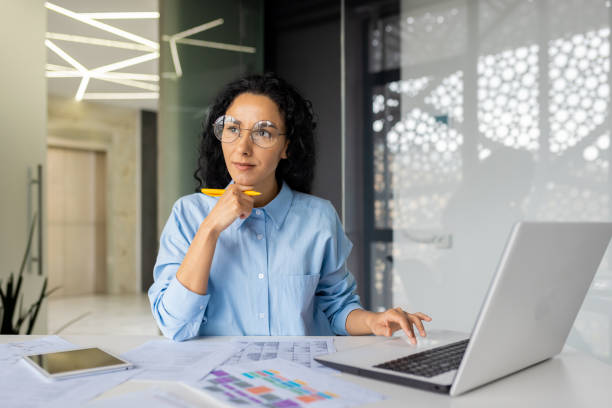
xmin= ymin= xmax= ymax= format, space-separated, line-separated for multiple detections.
xmin=2 ymin=334 xmax=611 ymax=407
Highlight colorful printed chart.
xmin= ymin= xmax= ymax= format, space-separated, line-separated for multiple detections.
xmin=199 ymin=358 xmax=383 ymax=407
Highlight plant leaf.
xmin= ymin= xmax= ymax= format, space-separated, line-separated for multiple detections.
xmin=0 ymin=213 xmax=39 ymax=335
xmin=21 ymin=284 xmax=60 ymax=334
xmin=13 ymin=274 xmax=23 ymax=304
xmin=15 ymin=303 xmax=32 ymax=332
xmin=1 ymin=273 xmax=17 ymax=334
xmin=18 ymin=295 xmax=23 ymax=320
xmin=26 ymin=277 xmax=48 ymax=335
xmin=6 ymin=274 xmax=13 ymax=304
xmin=45 ymin=286 xmax=61 ymax=298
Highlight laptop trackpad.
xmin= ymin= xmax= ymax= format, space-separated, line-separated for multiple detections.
xmin=386 ymin=329 xmax=469 ymax=349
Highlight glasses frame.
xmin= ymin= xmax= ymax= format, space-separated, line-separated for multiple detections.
xmin=213 ymin=115 xmax=287 ymax=149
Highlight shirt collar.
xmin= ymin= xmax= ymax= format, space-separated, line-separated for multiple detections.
xmin=264 ymin=180 xmax=293 ymax=229
xmin=230 ymin=180 xmax=294 ymax=231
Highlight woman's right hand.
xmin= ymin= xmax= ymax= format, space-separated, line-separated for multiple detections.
xmin=177 ymin=184 xmax=253 ymax=295
xmin=202 ymin=184 xmax=255 ymax=234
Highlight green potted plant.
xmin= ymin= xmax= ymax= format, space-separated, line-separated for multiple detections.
xmin=0 ymin=214 xmax=59 ymax=334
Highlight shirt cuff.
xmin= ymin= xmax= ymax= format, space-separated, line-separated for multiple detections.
xmin=162 ymin=276 xmax=211 ymax=322
xmin=333 ymin=303 xmax=364 ymax=336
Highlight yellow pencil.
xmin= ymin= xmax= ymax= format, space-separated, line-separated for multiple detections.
xmin=201 ymin=188 xmax=262 ymax=197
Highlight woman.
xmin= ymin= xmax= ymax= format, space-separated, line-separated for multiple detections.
xmin=149 ymin=72 xmax=431 ymax=341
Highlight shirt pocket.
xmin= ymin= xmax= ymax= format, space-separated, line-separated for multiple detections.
xmin=269 ymin=274 xmax=320 ymax=335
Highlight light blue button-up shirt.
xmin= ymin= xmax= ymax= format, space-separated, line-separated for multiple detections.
xmin=149 ymin=181 xmax=363 ymax=341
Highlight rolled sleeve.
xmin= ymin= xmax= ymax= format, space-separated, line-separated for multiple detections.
xmin=332 ymin=302 xmax=363 ymax=336
xmin=149 ymin=272 xmax=211 ymax=341
xmin=162 ymin=277 xmax=210 ymax=321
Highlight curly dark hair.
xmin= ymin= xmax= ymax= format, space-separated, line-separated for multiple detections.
xmin=194 ymin=72 xmax=316 ymax=194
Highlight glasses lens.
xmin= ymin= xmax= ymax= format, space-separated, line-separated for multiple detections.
xmin=251 ymin=121 xmax=280 ymax=148
xmin=212 ymin=116 xmax=225 ymax=140
xmin=213 ymin=116 xmax=240 ymax=142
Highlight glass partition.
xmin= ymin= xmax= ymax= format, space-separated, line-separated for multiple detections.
xmin=158 ymin=0 xmax=263 ymax=228
xmin=344 ymin=0 xmax=612 ymax=365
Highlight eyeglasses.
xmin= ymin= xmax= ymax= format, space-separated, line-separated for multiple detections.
xmin=213 ymin=115 xmax=286 ymax=149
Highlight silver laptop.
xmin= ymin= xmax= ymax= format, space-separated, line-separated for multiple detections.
xmin=315 ymin=222 xmax=612 ymax=396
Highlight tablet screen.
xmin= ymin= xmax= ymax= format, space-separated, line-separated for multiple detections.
xmin=25 ymin=348 xmax=127 ymax=375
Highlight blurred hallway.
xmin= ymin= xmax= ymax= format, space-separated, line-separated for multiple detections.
xmin=47 ymin=294 xmax=159 ymax=336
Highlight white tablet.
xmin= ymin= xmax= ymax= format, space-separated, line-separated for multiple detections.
xmin=23 ymin=347 xmax=133 ymax=380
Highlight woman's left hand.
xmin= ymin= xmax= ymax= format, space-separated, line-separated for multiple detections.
xmin=367 ymin=308 xmax=432 ymax=344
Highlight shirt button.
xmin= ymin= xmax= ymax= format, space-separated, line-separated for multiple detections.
xmin=259 ymin=313 xmax=265 ymax=319
xmin=199 ymin=305 xmax=204 ymax=310
xmin=257 ymin=234 xmax=263 ymax=240
xmin=258 ymin=273 xmax=264 ymax=279
xmin=255 ymin=209 xmax=262 ymax=216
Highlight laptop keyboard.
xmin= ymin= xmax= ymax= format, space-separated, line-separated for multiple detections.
xmin=374 ymin=339 xmax=469 ymax=378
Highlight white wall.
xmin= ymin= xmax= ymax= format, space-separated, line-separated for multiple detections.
xmin=0 ymin=0 xmax=48 ymax=333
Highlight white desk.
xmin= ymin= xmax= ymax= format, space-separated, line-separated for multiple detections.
xmin=2 ymin=334 xmax=611 ymax=407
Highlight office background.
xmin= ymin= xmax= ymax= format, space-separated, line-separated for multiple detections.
xmin=1 ymin=0 xmax=611 ymax=367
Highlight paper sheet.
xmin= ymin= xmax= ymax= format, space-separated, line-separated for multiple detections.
xmin=198 ymin=358 xmax=385 ymax=408
xmin=0 ymin=336 xmax=138 ymax=408
xmin=0 ymin=335 xmax=76 ymax=365
xmin=85 ymin=387 xmax=202 ymax=408
xmin=226 ymin=339 xmax=337 ymax=372
xmin=120 ymin=339 xmax=242 ymax=383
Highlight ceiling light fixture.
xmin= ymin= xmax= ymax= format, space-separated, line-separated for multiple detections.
xmin=82 ymin=93 xmax=159 ymax=100
xmin=79 ymin=12 xmax=159 ymax=20
xmin=46 ymin=70 xmax=159 ymax=82
xmin=174 ymin=37 xmax=255 ymax=53
xmin=45 ymin=39 xmax=158 ymax=99
xmin=46 ymin=70 xmax=158 ymax=92
xmin=97 ymin=77 xmax=159 ymax=92
xmin=166 ymin=19 xmax=224 ymax=77
xmin=46 ymin=64 xmax=159 ymax=82
xmin=173 ymin=19 xmax=224 ymax=40
xmin=169 ymin=40 xmax=182 ymax=77
xmin=46 ymin=63 xmax=71 ymax=71
xmin=75 ymin=75 xmax=90 ymax=101
xmin=45 ymin=2 xmax=158 ymax=51
xmin=162 ymin=18 xmax=257 ymax=77
xmin=46 ymin=32 xmax=154 ymax=52
xmin=45 ymin=39 xmax=87 ymax=73
xmin=45 ymin=3 xmax=257 ymax=99
xmin=98 ymin=72 xmax=159 ymax=81
xmin=90 ymin=52 xmax=159 ymax=74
